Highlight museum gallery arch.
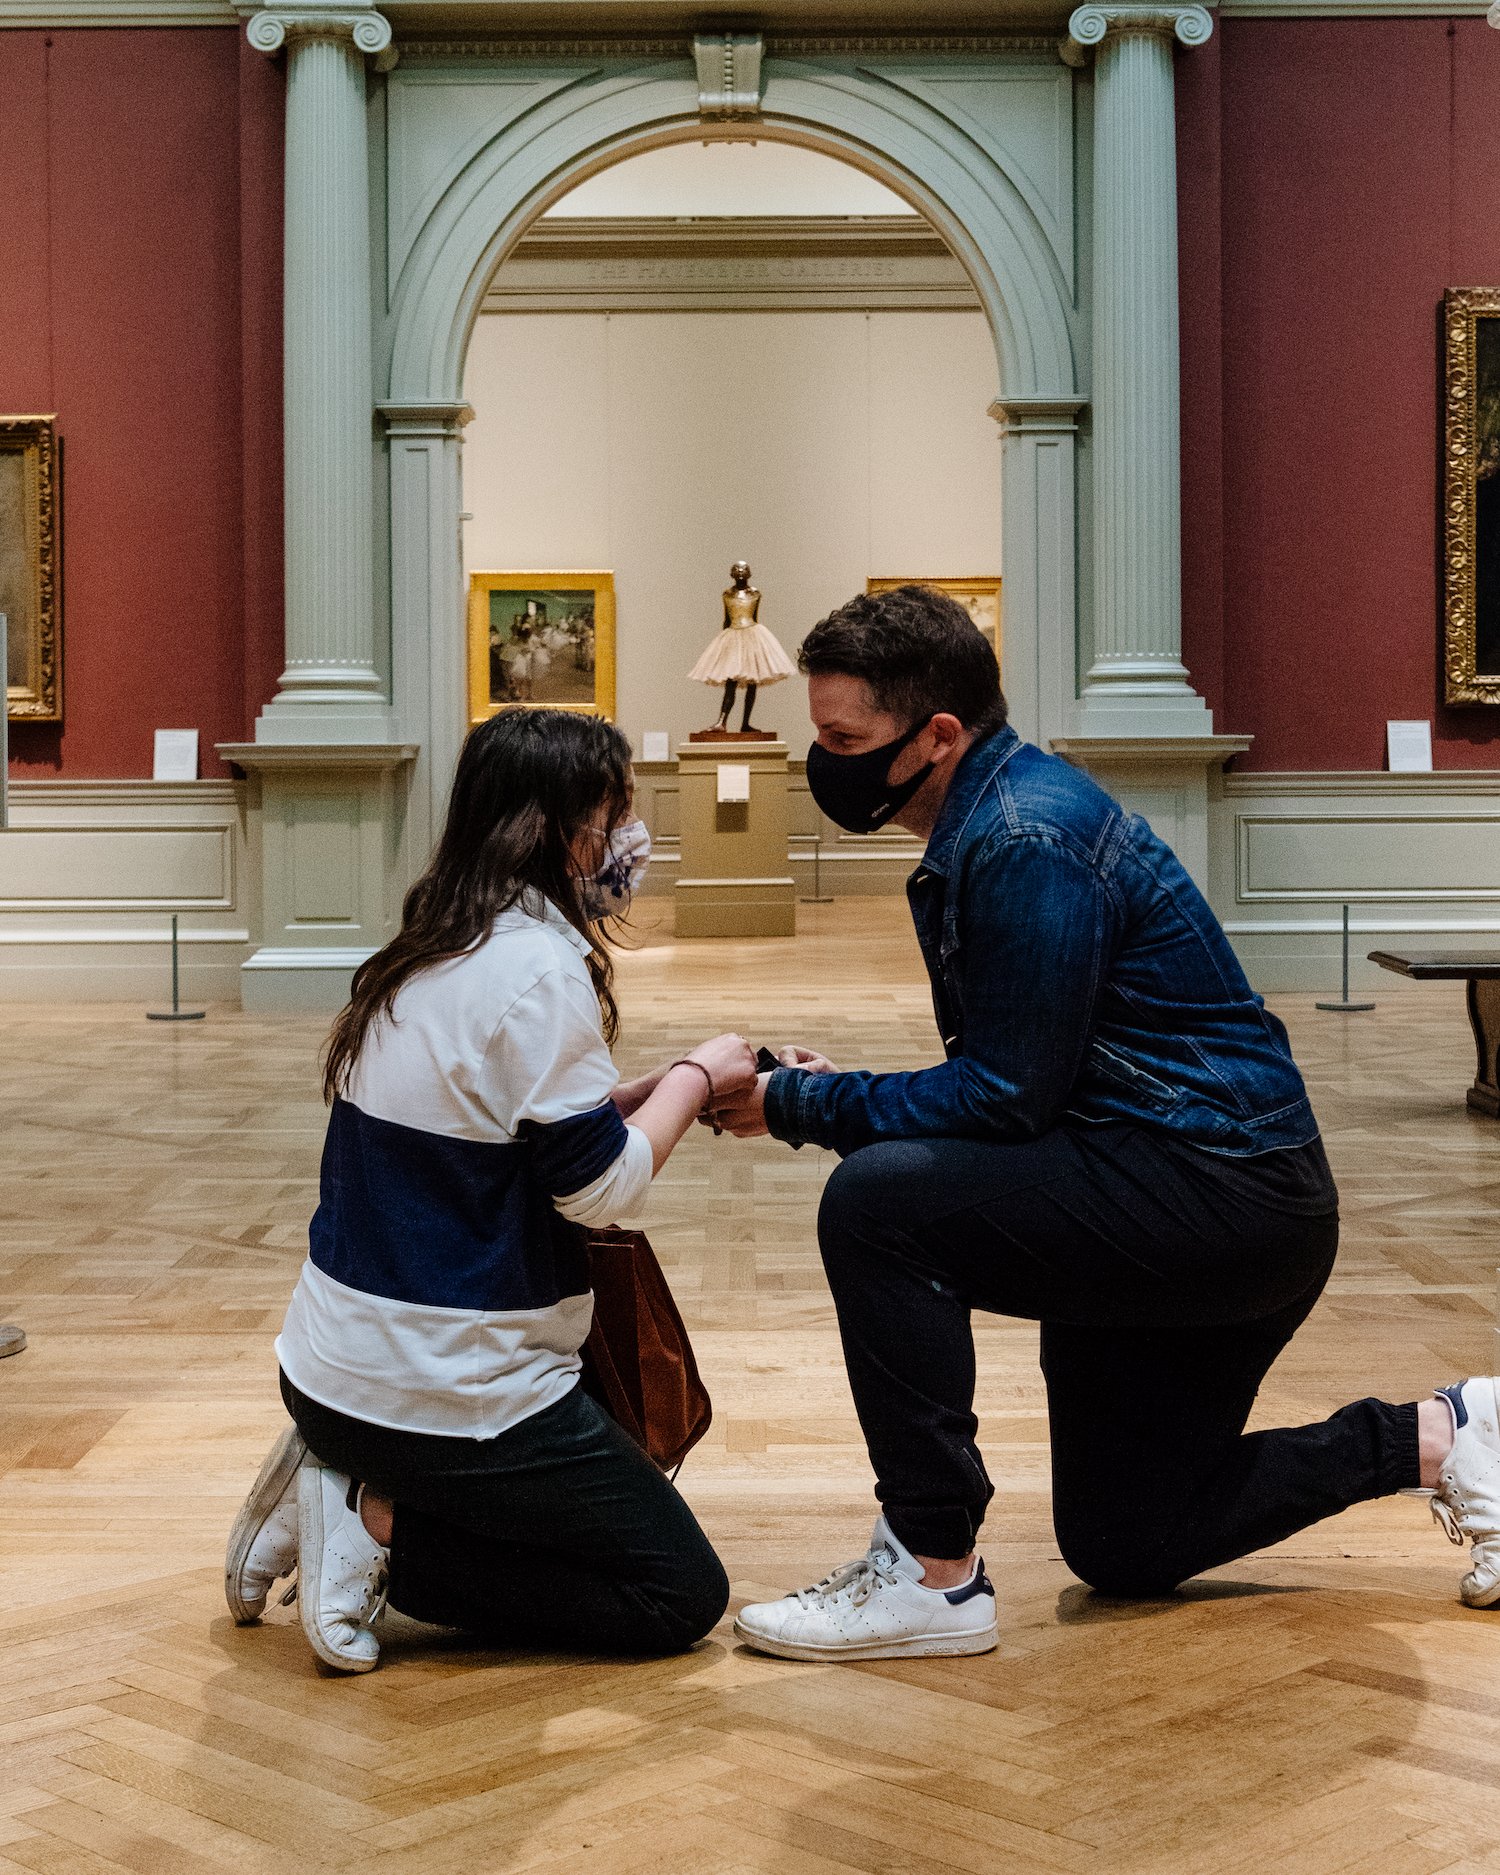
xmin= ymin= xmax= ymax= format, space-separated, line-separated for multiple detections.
xmin=228 ymin=8 xmax=1217 ymax=1006
xmin=375 ymin=45 xmax=1087 ymax=857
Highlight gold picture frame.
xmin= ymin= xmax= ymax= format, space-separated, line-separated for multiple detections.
xmin=467 ymin=571 xmax=617 ymax=724
xmin=2 ymin=415 xmax=60 ymax=723
xmin=1444 ymin=290 xmax=1500 ymax=705
xmin=866 ymin=576 xmax=1002 ymax=666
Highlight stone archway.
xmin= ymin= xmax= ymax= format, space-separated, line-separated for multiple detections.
xmin=376 ymin=45 xmax=1086 ymax=857
xmin=233 ymin=8 xmax=1229 ymax=1009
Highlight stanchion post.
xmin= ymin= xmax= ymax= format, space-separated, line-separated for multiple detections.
xmin=147 ymin=913 xmax=207 ymax=1022
xmin=1316 ymin=902 xmax=1374 ymax=1013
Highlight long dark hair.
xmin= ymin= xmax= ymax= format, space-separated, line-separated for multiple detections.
xmin=323 ymin=709 xmax=633 ymax=1102
xmin=799 ymin=584 xmax=1006 ymax=732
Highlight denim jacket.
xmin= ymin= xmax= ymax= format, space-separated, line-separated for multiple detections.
xmin=765 ymin=725 xmax=1318 ymax=1159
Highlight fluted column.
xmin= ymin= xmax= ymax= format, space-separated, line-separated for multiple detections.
xmin=248 ymin=3 xmax=395 ymax=742
xmin=1068 ymin=3 xmax=1213 ymax=733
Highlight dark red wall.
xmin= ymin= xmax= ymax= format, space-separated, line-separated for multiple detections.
xmin=9 ymin=21 xmax=1496 ymax=777
xmin=0 ymin=29 xmax=282 ymax=780
xmin=1184 ymin=16 xmax=1500 ymax=770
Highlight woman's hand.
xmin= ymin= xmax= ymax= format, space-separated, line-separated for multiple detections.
xmin=684 ymin=1032 xmax=758 ymax=1097
xmin=630 ymin=1033 xmax=755 ymax=1174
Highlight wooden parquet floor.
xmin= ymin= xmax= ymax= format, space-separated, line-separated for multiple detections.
xmin=4 ymin=898 xmax=1500 ymax=1875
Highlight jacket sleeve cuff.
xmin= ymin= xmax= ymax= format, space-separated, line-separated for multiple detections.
xmin=764 ymin=1066 xmax=810 ymax=1146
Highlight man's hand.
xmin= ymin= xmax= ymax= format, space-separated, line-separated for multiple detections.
xmin=704 ymin=1072 xmax=771 ymax=1138
xmin=778 ymin=1045 xmax=838 ymax=1075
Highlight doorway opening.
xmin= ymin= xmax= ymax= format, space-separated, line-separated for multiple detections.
xmin=460 ymin=139 xmax=1004 ymax=764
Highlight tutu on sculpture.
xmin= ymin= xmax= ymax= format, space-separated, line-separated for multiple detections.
xmin=688 ymin=560 xmax=796 ymax=740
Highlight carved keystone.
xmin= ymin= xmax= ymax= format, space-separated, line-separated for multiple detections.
xmin=694 ymin=33 xmax=764 ymax=119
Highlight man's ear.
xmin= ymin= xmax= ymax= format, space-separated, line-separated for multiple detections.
xmin=927 ymin=712 xmax=966 ymax=759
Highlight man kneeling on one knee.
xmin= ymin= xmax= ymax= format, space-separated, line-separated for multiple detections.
xmin=711 ymin=583 xmax=1498 ymax=1664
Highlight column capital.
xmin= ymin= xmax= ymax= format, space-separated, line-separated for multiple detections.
xmin=1062 ymin=4 xmax=1212 ymax=65
xmin=377 ymin=400 xmax=476 ymax=439
xmin=246 ymin=2 xmax=394 ymax=64
xmin=988 ymin=395 xmax=1087 ymax=437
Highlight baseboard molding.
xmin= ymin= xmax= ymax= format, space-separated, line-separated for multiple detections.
xmin=240 ymin=946 xmax=373 ymax=1014
xmin=0 ymin=930 xmax=251 ymax=1001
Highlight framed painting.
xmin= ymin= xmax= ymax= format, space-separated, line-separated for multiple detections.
xmin=1445 ymin=290 xmax=1500 ymax=704
xmin=2 ymin=415 xmax=60 ymax=723
xmin=467 ymin=571 xmax=616 ymax=724
xmin=866 ymin=576 xmax=1002 ymax=665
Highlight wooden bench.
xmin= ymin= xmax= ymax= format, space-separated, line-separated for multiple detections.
xmin=1368 ymin=950 xmax=1500 ymax=1116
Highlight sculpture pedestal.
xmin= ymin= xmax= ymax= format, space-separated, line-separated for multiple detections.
xmin=674 ymin=741 xmax=795 ymax=938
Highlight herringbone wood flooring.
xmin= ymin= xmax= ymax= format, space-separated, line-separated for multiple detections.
xmin=3 ymin=898 xmax=1500 ymax=1875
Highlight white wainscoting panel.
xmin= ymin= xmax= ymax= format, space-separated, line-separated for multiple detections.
xmin=0 ymin=781 xmax=251 ymax=1000
xmin=1210 ymin=770 xmax=1500 ymax=992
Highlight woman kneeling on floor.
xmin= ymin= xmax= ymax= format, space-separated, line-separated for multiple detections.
xmin=224 ymin=709 xmax=749 ymax=1672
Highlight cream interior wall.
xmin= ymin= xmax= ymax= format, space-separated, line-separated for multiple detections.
xmin=461 ymin=309 xmax=1002 ymax=758
xmin=547 ymin=142 xmax=918 ymax=219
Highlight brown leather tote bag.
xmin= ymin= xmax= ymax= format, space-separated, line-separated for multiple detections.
xmin=573 ymin=1225 xmax=713 ymax=1474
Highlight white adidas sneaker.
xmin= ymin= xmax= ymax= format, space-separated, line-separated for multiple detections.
xmin=224 ymin=1424 xmax=306 ymax=1624
xmin=297 ymin=1459 xmax=389 ymax=1673
xmin=734 ymin=1516 xmax=998 ymax=1662
xmin=1432 ymin=1378 xmax=1500 ymax=1607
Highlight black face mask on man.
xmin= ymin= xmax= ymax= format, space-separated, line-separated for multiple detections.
xmin=804 ymin=718 xmax=935 ymax=835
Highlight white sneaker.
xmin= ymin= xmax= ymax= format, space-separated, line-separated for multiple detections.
xmin=1432 ymin=1378 xmax=1500 ymax=1607
xmin=734 ymin=1516 xmax=998 ymax=1662
xmin=224 ymin=1424 xmax=306 ymax=1624
xmin=297 ymin=1459 xmax=389 ymax=1673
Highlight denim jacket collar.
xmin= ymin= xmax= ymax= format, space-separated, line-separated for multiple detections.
xmin=920 ymin=724 xmax=1021 ymax=879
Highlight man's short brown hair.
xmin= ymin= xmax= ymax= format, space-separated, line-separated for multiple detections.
xmin=798 ymin=584 xmax=1007 ymax=733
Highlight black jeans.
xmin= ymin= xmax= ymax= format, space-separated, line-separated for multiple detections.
xmin=281 ymin=1374 xmax=729 ymax=1655
xmin=818 ymin=1125 xmax=1419 ymax=1592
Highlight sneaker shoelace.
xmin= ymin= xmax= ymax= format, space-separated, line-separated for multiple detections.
xmin=347 ymin=1548 xmax=390 ymax=1627
xmin=370 ymin=1557 xmax=390 ymax=1626
xmin=793 ymin=1548 xmax=900 ymax=1611
xmin=1433 ymin=1494 xmax=1467 ymax=1547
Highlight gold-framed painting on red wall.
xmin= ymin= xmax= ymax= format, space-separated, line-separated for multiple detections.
xmin=1444 ymin=290 xmax=1500 ymax=706
xmin=1 ymin=415 xmax=61 ymax=724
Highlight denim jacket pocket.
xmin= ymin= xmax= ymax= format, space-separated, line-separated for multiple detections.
xmin=1088 ymin=1039 xmax=1183 ymax=1113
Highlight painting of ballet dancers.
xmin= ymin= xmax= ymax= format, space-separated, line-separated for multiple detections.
xmin=866 ymin=576 xmax=1002 ymax=665
xmin=467 ymin=571 xmax=616 ymax=722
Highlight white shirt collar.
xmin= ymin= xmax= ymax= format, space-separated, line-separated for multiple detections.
xmin=496 ymin=889 xmax=593 ymax=955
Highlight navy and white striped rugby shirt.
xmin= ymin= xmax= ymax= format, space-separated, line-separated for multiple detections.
xmin=276 ymin=897 xmax=652 ymax=1437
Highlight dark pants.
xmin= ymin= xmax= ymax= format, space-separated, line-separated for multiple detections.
xmin=281 ymin=1374 xmax=729 ymax=1655
xmin=818 ymin=1126 xmax=1419 ymax=1592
